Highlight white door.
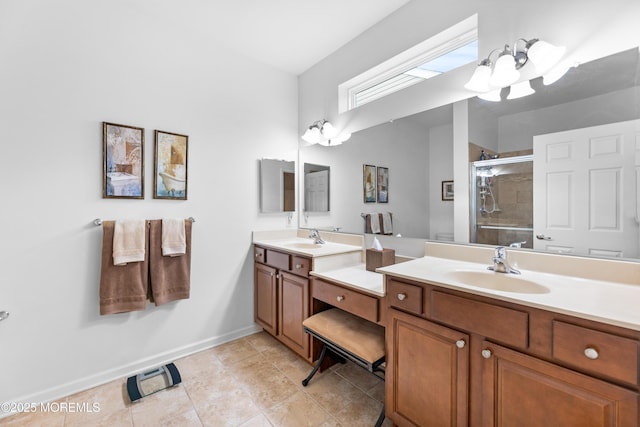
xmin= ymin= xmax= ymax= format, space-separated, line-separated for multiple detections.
xmin=305 ymin=170 xmax=329 ymax=212
xmin=533 ymin=119 xmax=640 ymax=258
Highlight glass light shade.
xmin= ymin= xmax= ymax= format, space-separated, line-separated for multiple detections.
xmin=489 ymin=54 xmax=520 ymax=87
xmin=507 ymin=80 xmax=535 ymax=99
xmin=478 ymin=89 xmax=502 ymax=102
xmin=464 ymin=64 xmax=492 ymax=92
xmin=321 ymin=121 xmax=338 ymax=139
xmin=527 ymin=40 xmax=566 ymax=74
xmin=301 ymin=126 xmax=322 ymax=144
xmin=543 ymin=61 xmax=575 ymax=85
xmin=318 ymin=138 xmax=342 ymax=147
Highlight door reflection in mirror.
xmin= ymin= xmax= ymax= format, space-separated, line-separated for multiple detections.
xmin=304 ymin=163 xmax=330 ymax=212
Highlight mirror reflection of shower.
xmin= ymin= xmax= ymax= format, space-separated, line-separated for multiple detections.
xmin=477 ymin=167 xmax=500 ymax=215
xmin=470 ymin=155 xmax=534 ymax=249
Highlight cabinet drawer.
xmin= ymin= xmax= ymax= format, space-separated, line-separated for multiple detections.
xmin=552 ymin=321 xmax=639 ymax=385
xmin=431 ymin=291 xmax=528 ymax=349
xmin=312 ymin=279 xmax=378 ymax=323
xmin=291 ymin=256 xmax=311 ymax=277
xmin=387 ymin=279 xmax=423 ymax=315
xmin=254 ymin=247 xmax=266 ymax=263
xmin=265 ymin=249 xmax=290 ymax=271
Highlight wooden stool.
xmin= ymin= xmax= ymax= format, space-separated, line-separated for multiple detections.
xmin=301 ymin=308 xmax=385 ymax=427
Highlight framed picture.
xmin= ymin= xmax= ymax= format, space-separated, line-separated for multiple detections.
xmin=103 ymin=122 xmax=144 ymax=199
xmin=442 ymin=180 xmax=454 ymax=201
xmin=377 ymin=166 xmax=389 ymax=203
xmin=154 ymin=130 xmax=189 ymax=200
xmin=363 ymin=164 xmax=376 ymax=203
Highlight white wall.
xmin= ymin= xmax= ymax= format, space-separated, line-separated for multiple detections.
xmin=0 ymin=0 xmax=298 ymax=406
xmin=428 ymin=123 xmax=454 ymax=240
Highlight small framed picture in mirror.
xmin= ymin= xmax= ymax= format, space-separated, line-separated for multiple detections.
xmin=363 ymin=164 xmax=377 ymax=203
xmin=442 ymin=180 xmax=454 ymax=201
xmin=377 ymin=166 xmax=388 ymax=203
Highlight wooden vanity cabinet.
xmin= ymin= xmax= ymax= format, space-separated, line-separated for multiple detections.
xmin=254 ymin=245 xmax=311 ymax=360
xmin=387 ymin=307 xmax=469 ymax=427
xmin=385 ymin=276 xmax=640 ymax=427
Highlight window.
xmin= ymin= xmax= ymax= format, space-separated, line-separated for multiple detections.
xmin=339 ymin=15 xmax=478 ymax=112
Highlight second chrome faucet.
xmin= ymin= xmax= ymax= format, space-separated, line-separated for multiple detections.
xmin=488 ymin=246 xmax=520 ymax=274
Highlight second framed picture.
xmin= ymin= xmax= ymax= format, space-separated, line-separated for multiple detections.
xmin=377 ymin=166 xmax=388 ymax=203
xmin=154 ymin=130 xmax=189 ymax=200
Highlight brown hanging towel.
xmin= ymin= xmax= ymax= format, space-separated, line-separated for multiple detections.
xmin=148 ymin=219 xmax=192 ymax=306
xmin=99 ymin=221 xmax=149 ymax=315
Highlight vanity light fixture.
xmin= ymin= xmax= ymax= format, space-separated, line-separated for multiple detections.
xmin=465 ymin=38 xmax=565 ymax=99
xmin=301 ymin=119 xmax=351 ymax=146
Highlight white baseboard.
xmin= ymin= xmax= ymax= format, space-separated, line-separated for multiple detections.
xmin=1 ymin=324 xmax=262 ymax=419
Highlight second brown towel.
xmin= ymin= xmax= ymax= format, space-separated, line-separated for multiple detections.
xmin=148 ymin=219 xmax=192 ymax=306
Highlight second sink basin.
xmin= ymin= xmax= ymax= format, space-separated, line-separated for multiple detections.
xmin=445 ymin=270 xmax=550 ymax=294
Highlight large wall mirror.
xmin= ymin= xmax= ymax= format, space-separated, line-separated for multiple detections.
xmin=259 ymin=158 xmax=295 ymax=213
xmin=299 ymin=47 xmax=640 ymax=260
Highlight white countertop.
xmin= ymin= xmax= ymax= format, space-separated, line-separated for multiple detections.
xmin=310 ymin=264 xmax=385 ymax=297
xmin=378 ymin=256 xmax=640 ymax=331
xmin=253 ymin=237 xmax=363 ymax=258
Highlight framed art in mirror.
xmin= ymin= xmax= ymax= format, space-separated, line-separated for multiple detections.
xmin=154 ymin=130 xmax=188 ymax=200
xmin=377 ymin=166 xmax=388 ymax=203
xmin=442 ymin=180 xmax=454 ymax=201
xmin=363 ymin=164 xmax=376 ymax=203
xmin=102 ymin=122 xmax=144 ymax=199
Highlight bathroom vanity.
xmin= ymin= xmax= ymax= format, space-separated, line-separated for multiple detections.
xmin=252 ymin=230 xmax=364 ymax=362
xmin=379 ymin=244 xmax=640 ymax=427
xmin=252 ymin=231 xmax=640 ymax=426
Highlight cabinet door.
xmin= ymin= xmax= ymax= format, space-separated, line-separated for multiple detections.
xmin=481 ymin=341 xmax=639 ymax=427
xmin=386 ymin=308 xmax=469 ymax=427
xmin=278 ymin=271 xmax=309 ymax=359
xmin=254 ymin=263 xmax=277 ymax=336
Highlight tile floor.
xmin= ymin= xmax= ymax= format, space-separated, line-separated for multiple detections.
xmin=1 ymin=332 xmax=391 ymax=426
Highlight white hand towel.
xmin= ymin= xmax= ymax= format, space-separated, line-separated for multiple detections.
xmin=382 ymin=212 xmax=393 ymax=235
xmin=370 ymin=213 xmax=381 ymax=234
xmin=113 ymin=219 xmax=146 ymax=266
xmin=162 ymin=218 xmax=186 ymax=257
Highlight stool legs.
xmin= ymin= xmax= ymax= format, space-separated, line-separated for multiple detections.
xmin=302 ymin=344 xmax=328 ymax=386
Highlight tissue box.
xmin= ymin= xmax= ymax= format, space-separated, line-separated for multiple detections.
xmin=366 ymin=248 xmax=395 ymax=272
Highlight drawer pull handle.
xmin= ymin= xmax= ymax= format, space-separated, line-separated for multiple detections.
xmin=295 ymin=264 xmax=302 ymax=269
xmin=455 ymin=339 xmax=466 ymax=349
xmin=336 ymin=296 xmax=345 ymax=302
xmin=584 ymin=347 xmax=599 ymax=360
xmin=481 ymin=349 xmax=492 ymax=359
xmin=255 ymin=253 xmax=262 ymax=258
xmin=397 ymin=293 xmax=407 ymax=301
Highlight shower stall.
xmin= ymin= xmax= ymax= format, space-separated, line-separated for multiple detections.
xmin=470 ymin=155 xmax=533 ymax=249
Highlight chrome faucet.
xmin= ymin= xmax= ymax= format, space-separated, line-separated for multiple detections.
xmin=309 ymin=229 xmax=325 ymax=244
xmin=488 ymin=246 xmax=520 ymax=274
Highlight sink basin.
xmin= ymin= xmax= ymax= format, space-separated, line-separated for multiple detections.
xmin=284 ymin=242 xmax=324 ymax=250
xmin=445 ymin=270 xmax=550 ymax=294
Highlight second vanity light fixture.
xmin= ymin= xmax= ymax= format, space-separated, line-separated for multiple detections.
xmin=301 ymin=119 xmax=351 ymax=146
xmin=464 ymin=38 xmax=568 ymax=101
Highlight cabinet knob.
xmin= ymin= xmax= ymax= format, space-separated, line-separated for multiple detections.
xmin=481 ymin=349 xmax=492 ymax=359
xmin=455 ymin=339 xmax=466 ymax=349
xmin=336 ymin=296 xmax=345 ymax=302
xmin=397 ymin=293 xmax=407 ymax=301
xmin=269 ymin=272 xmax=274 ymax=277
xmin=584 ymin=347 xmax=599 ymax=360
xmin=276 ymin=274 xmax=280 ymax=279
xmin=255 ymin=253 xmax=261 ymax=258
xmin=295 ymin=264 xmax=302 ymax=269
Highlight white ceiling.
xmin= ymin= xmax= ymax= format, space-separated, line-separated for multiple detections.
xmin=200 ymin=0 xmax=412 ymax=75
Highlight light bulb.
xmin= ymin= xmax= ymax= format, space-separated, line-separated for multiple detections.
xmin=490 ymin=53 xmax=520 ymax=87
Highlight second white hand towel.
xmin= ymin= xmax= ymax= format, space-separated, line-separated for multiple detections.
xmin=113 ymin=219 xmax=146 ymax=266
xmin=162 ymin=218 xmax=186 ymax=256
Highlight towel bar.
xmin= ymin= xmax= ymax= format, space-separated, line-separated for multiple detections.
xmin=93 ymin=217 xmax=195 ymax=226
